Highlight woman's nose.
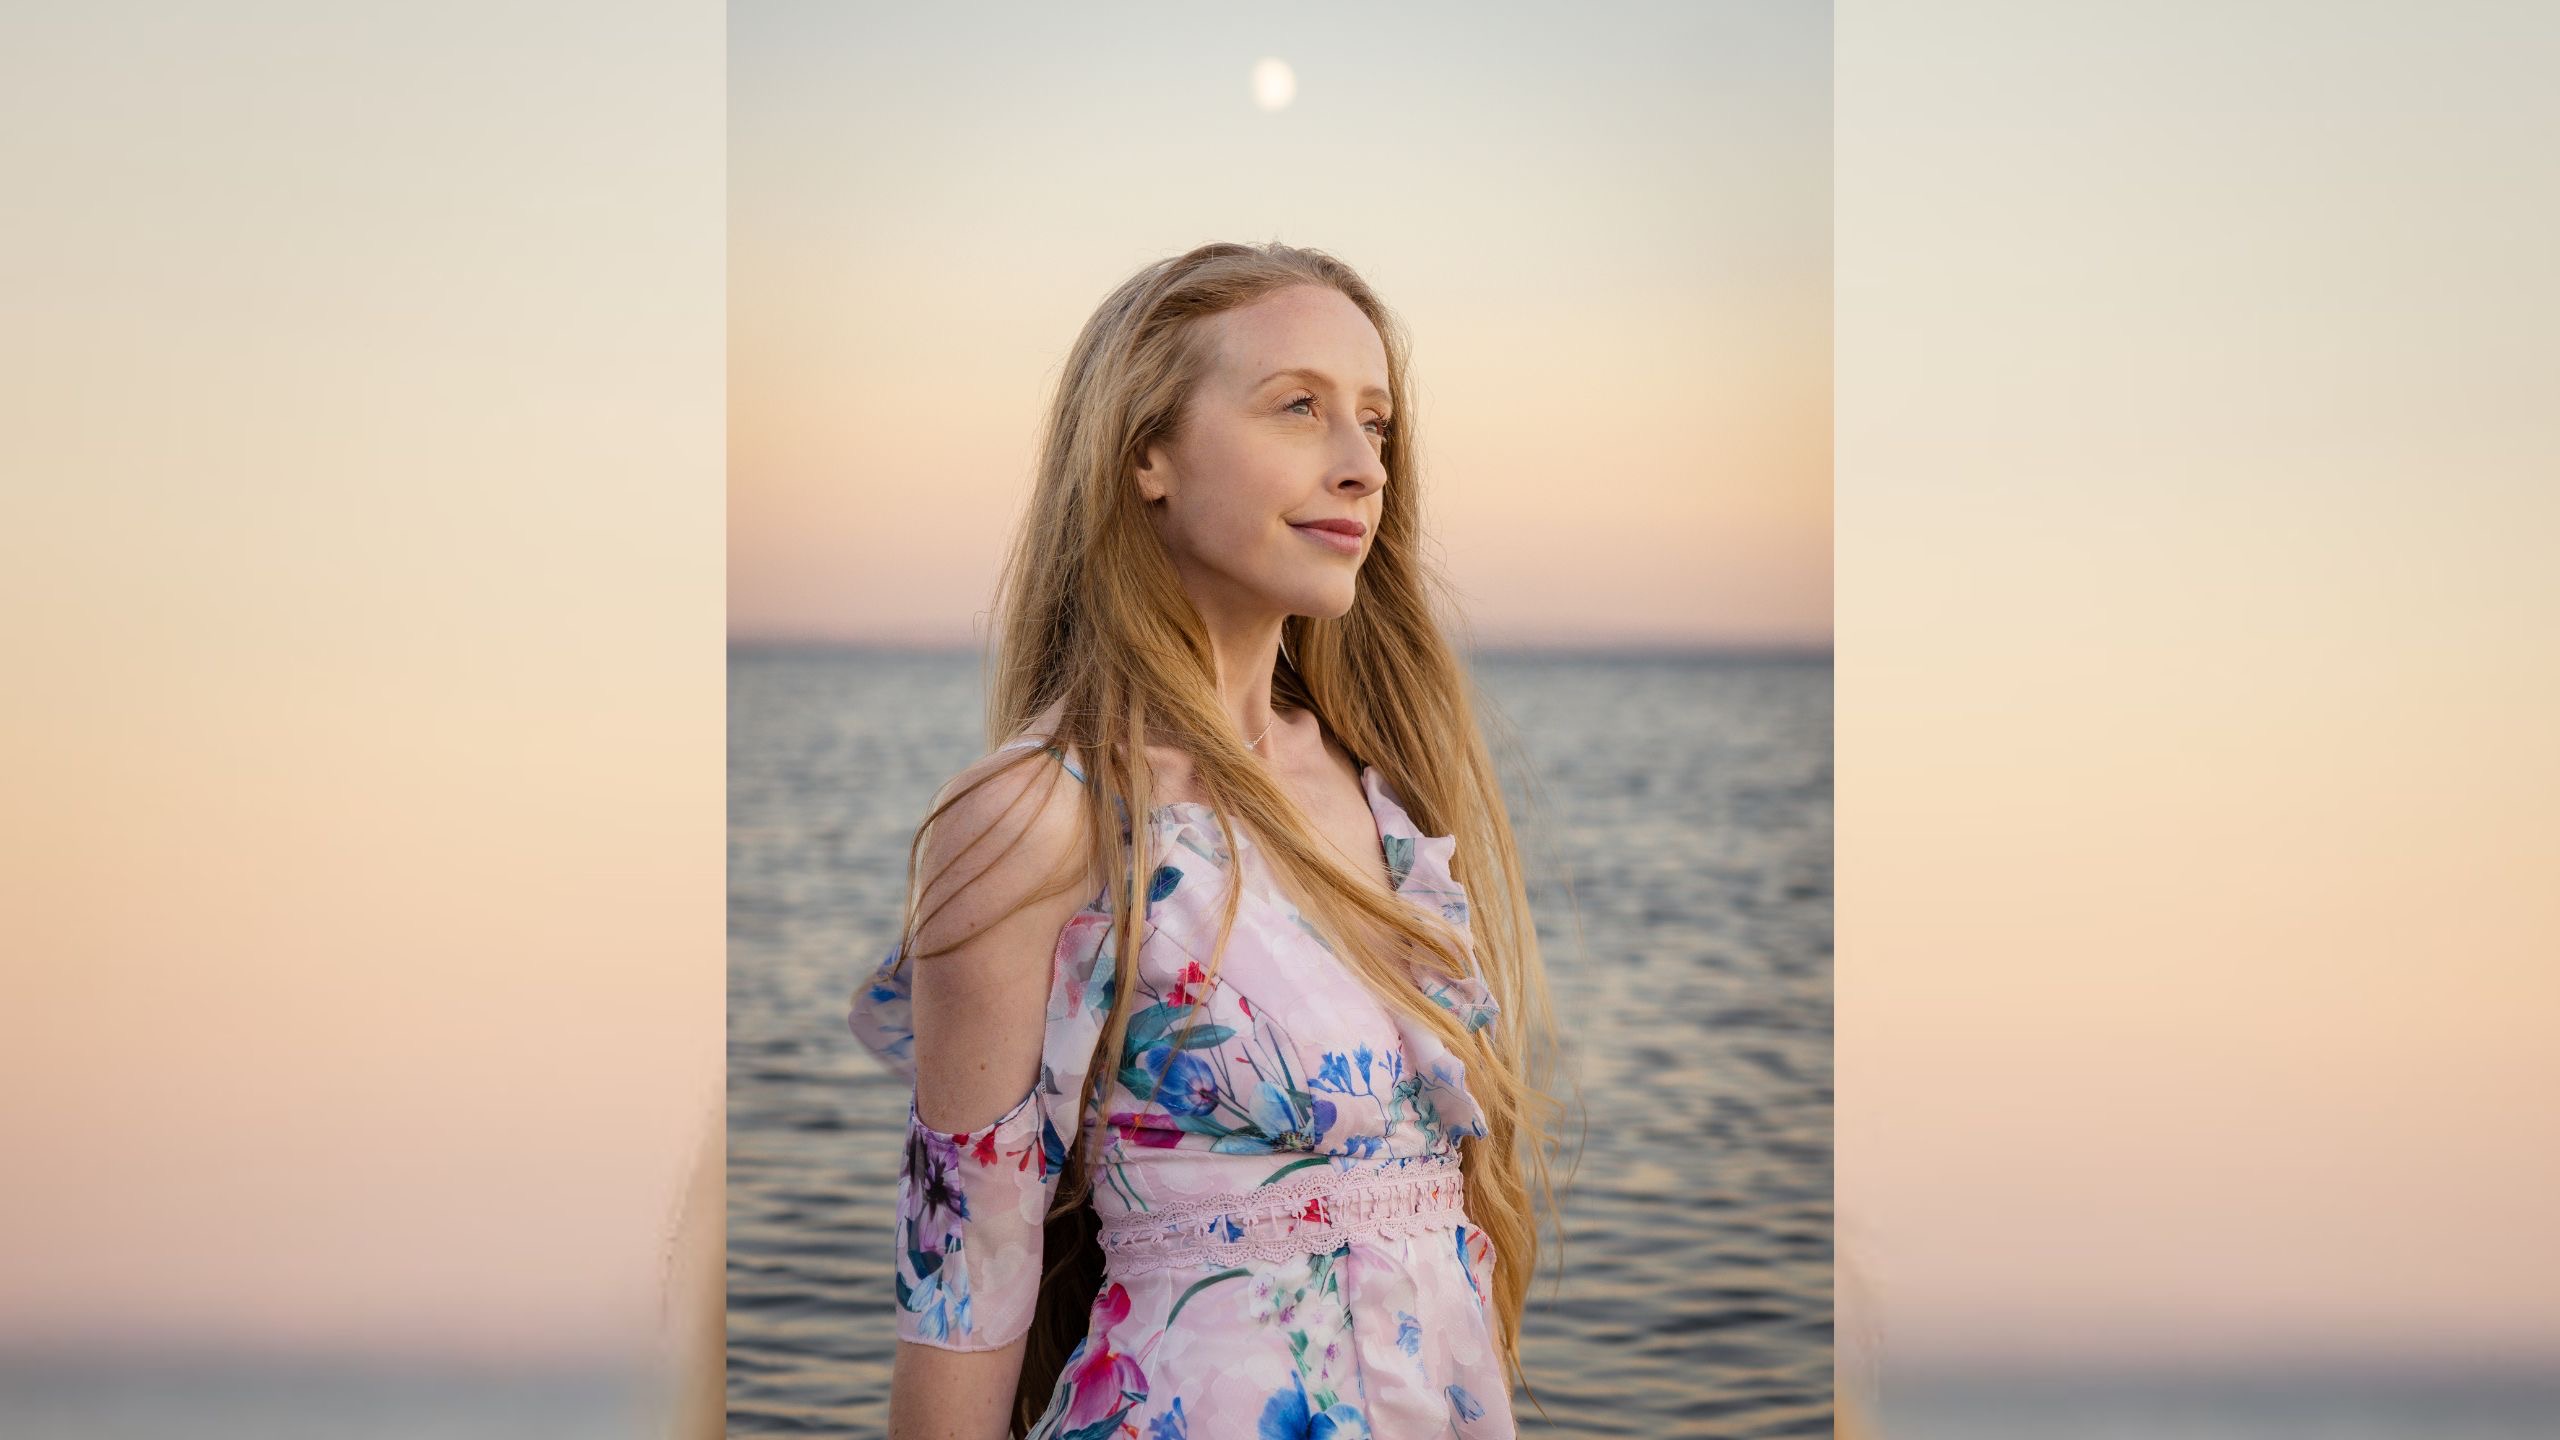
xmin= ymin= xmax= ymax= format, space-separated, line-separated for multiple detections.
xmin=1334 ymin=423 xmax=1387 ymax=492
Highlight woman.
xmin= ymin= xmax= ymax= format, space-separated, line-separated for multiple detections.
xmin=849 ymin=241 xmax=1569 ymax=1439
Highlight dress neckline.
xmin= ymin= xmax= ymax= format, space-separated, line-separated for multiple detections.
xmin=1143 ymin=762 xmax=1385 ymax=817
xmin=1153 ymin=763 xmax=1399 ymax=900
xmin=992 ymin=736 xmax=1414 ymax=887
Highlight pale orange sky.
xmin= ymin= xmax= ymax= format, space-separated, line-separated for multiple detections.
xmin=2 ymin=4 xmax=723 ymax=1367
xmin=1838 ymin=1 xmax=2560 ymax=1376
xmin=729 ymin=5 xmax=1832 ymax=649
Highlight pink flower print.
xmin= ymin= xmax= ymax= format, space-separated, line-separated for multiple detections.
xmin=1108 ymin=1110 xmax=1186 ymax=1149
xmin=1059 ymin=910 xmax=1113 ymax=1016
xmin=1063 ymin=1283 xmax=1149 ymax=1429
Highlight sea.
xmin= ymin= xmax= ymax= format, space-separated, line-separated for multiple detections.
xmin=727 ymin=647 xmax=1835 ymax=1437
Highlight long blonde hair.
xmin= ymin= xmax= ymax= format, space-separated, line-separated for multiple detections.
xmin=895 ymin=240 xmax=1575 ymax=1434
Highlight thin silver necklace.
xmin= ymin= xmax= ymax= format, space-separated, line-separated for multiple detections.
xmin=1245 ymin=715 xmax=1276 ymax=753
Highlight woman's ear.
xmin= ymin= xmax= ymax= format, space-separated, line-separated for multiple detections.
xmin=1134 ymin=438 xmax=1177 ymax=504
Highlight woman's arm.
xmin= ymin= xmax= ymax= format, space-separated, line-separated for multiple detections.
xmin=885 ymin=748 xmax=1093 ymax=1440
xmin=888 ymin=1334 xmax=1034 ymax=1440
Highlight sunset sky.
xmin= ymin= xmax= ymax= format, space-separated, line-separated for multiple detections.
xmin=729 ymin=3 xmax=1832 ymax=650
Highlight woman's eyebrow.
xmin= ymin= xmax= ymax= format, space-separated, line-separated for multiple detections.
xmin=1252 ymin=366 xmax=1391 ymax=406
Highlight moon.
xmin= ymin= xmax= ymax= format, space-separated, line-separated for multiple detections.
xmin=1251 ymin=57 xmax=1295 ymax=112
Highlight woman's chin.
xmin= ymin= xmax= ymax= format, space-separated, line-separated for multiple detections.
xmin=1286 ymin=586 xmax=1359 ymax=622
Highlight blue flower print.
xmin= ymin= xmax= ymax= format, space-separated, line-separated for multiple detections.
xmin=1394 ymin=1311 xmax=1422 ymax=1357
xmin=1256 ymin=1371 xmax=1368 ymax=1440
xmin=1309 ymin=1051 xmax=1357 ymax=1093
xmin=903 ymin=1263 xmax=964 ymax=1343
xmin=1134 ymin=1045 xmax=1222 ymax=1116
xmin=1445 ymin=1384 xmax=1484 ymax=1422
xmin=1243 ymin=1080 xmax=1336 ymax=1149
xmin=1256 ymin=1374 xmax=1308 ymax=1440
xmin=1147 ymin=1397 xmax=1190 ymax=1440
xmin=1452 ymin=1225 xmax=1484 ymax=1305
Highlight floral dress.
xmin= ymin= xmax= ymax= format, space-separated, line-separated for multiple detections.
xmin=848 ymin=738 xmax=1515 ymax=1439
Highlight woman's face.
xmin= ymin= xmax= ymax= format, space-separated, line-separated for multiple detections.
xmin=1136 ymin=284 xmax=1392 ymax=627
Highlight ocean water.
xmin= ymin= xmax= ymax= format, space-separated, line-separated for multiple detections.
xmin=727 ymin=648 xmax=1834 ymax=1437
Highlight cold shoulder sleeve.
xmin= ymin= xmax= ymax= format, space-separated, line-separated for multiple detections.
xmin=847 ymin=897 xmax=1119 ymax=1351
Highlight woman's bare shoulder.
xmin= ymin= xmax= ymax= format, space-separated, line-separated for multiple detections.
xmin=903 ymin=740 xmax=1097 ymax=1133
xmin=915 ymin=739 xmax=1092 ymax=924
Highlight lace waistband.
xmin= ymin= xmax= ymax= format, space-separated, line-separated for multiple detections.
xmin=1094 ymin=1156 xmax=1469 ymax=1275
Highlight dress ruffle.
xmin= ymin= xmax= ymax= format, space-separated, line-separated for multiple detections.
xmin=1357 ymin=766 xmax=1503 ymax=1142
xmin=1361 ymin=767 xmax=1503 ymax=1040
xmin=847 ymin=946 xmax=920 ymax=1081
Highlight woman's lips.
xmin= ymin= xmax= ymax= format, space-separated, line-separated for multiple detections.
xmin=1290 ymin=523 xmax=1363 ymax=556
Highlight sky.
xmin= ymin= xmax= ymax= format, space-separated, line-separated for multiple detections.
xmin=728 ymin=2 xmax=1833 ymax=650
xmin=1837 ymin=0 xmax=2560 ymax=1377
xmin=3 ymin=2 xmax=724 ymax=1369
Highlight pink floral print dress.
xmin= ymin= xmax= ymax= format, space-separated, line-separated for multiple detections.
xmin=848 ymin=738 xmax=1515 ymax=1439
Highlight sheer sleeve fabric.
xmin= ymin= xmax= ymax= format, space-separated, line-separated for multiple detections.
xmin=849 ymin=898 xmax=1117 ymax=1350
xmin=888 ymin=1077 xmax=1050 ymax=1349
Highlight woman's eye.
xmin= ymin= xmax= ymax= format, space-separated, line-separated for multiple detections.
xmin=1286 ymin=396 xmax=1391 ymax=441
